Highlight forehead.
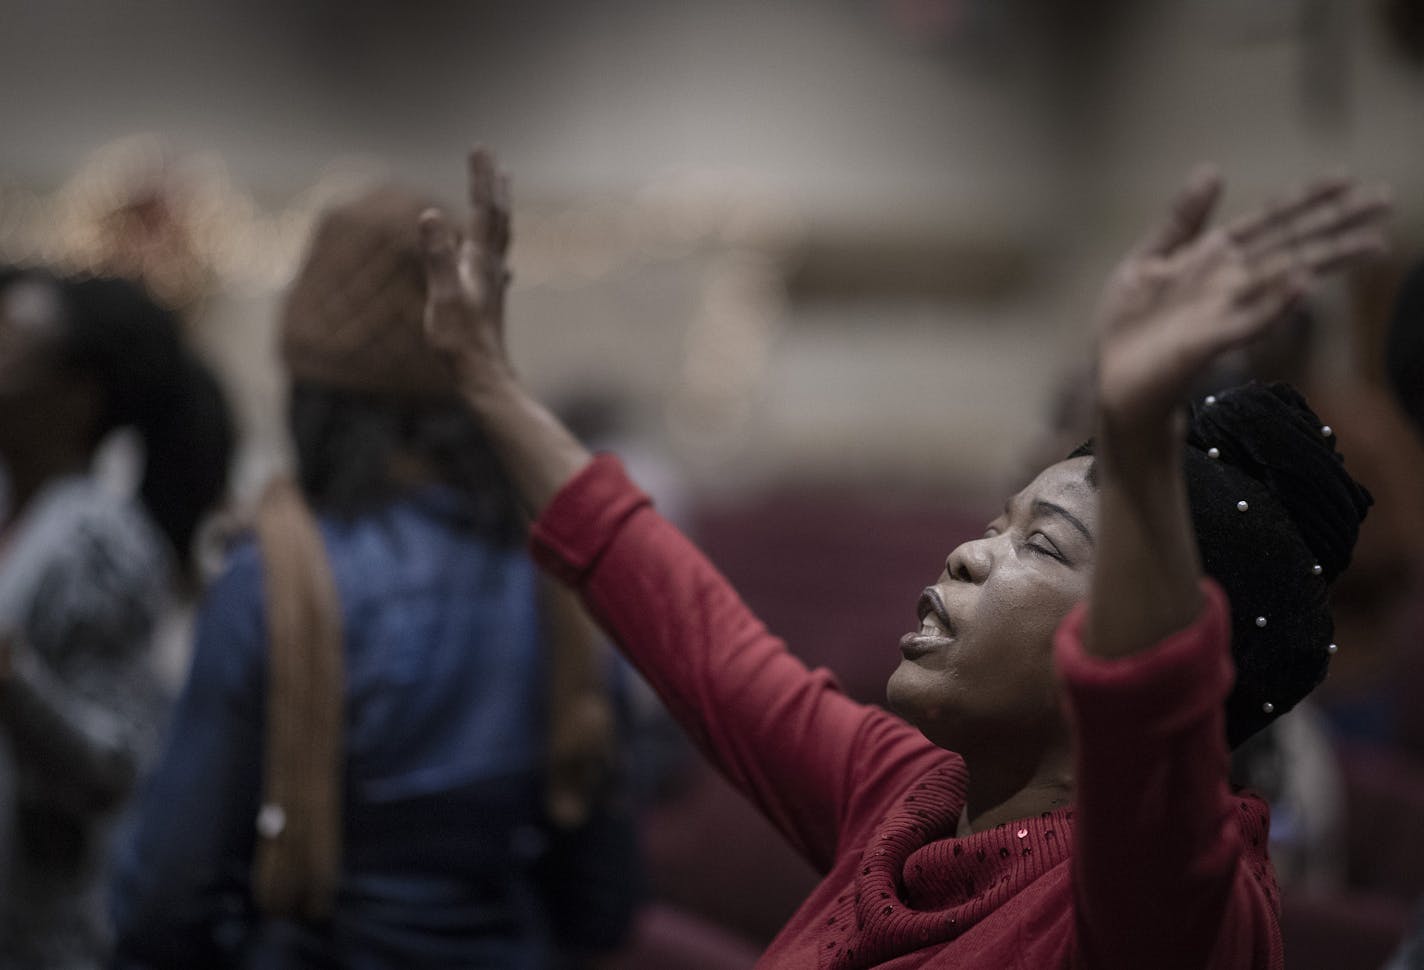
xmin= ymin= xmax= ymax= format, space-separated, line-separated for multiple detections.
xmin=1011 ymin=456 xmax=1097 ymax=522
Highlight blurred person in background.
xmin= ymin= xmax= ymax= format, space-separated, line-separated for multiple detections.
xmin=419 ymin=150 xmax=1387 ymax=968
xmin=112 ymin=185 xmax=639 ymax=969
xmin=0 ymin=739 xmax=11 ymax=908
xmin=1387 ymin=259 xmax=1424 ymax=439
xmin=1374 ymin=257 xmax=1424 ymax=757
xmin=1300 ymin=378 xmax=1424 ymax=752
xmin=1374 ymin=255 xmax=1424 ymax=970
xmin=0 ymin=267 xmax=234 ymax=969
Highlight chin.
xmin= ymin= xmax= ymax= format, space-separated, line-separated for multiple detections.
xmin=888 ymin=666 xmax=978 ymax=755
xmin=885 ymin=664 xmax=913 ymax=717
xmin=885 ymin=663 xmax=943 ymax=733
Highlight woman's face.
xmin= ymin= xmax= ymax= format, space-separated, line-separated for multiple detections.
xmin=887 ymin=456 xmax=1097 ymax=755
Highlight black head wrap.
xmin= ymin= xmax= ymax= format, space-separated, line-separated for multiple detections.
xmin=1075 ymin=382 xmax=1372 ymax=747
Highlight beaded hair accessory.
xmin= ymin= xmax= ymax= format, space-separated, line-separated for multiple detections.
xmin=1182 ymin=382 xmax=1371 ymax=743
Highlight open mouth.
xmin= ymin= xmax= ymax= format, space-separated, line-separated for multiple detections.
xmin=901 ymin=587 xmax=957 ymax=658
xmin=916 ymin=587 xmax=956 ymax=638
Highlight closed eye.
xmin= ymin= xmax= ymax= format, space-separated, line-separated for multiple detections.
xmin=1025 ymin=532 xmax=1067 ymax=563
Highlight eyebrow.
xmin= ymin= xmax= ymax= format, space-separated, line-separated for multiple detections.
xmin=1031 ymin=500 xmax=1095 ymax=546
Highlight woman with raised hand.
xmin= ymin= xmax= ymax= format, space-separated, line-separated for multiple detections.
xmin=420 ymin=151 xmax=1387 ymax=968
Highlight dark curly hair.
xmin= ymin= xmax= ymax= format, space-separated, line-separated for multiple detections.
xmin=0 ymin=267 xmax=234 ymax=570
xmin=288 ymin=381 xmax=522 ymax=548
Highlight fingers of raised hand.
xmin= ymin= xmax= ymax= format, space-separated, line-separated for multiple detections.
xmin=467 ymin=148 xmax=495 ymax=240
xmin=466 ymin=147 xmax=512 ymax=259
xmin=1220 ymin=269 xmax=1306 ymax=347
xmin=1136 ymin=163 xmax=1224 ymax=258
xmin=1134 ymin=238 xmax=1294 ymax=358
xmin=1193 ymin=180 xmax=1389 ymax=311
xmin=1237 ymin=223 xmax=1390 ymax=292
xmin=1224 ymin=175 xmax=1389 ymax=257
xmin=1239 ymin=184 xmax=1391 ymax=265
xmin=419 ymin=208 xmax=462 ymax=303
xmin=492 ymin=173 xmax=512 ymax=254
xmin=1224 ymin=174 xmax=1353 ymax=248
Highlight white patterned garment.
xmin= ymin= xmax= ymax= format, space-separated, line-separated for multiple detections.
xmin=0 ymin=474 xmax=171 ymax=970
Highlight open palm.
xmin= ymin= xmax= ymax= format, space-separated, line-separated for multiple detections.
xmin=1096 ymin=168 xmax=1390 ymax=439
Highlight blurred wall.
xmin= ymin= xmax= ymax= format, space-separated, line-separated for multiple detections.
xmin=0 ymin=0 xmax=1421 ymax=504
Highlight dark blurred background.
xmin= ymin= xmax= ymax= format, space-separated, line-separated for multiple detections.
xmin=1 ymin=0 xmax=1418 ymax=500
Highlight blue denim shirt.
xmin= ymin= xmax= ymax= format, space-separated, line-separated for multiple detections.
xmin=111 ymin=487 xmax=569 ymax=968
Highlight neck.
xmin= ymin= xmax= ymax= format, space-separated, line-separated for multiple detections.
xmin=955 ymin=739 xmax=1074 ymax=836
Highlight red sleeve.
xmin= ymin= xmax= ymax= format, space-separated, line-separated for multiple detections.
xmin=530 ymin=454 xmax=897 ymax=871
xmin=1055 ymin=580 xmax=1282 ymax=970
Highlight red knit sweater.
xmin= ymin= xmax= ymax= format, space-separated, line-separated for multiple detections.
xmin=530 ymin=455 xmax=1283 ymax=969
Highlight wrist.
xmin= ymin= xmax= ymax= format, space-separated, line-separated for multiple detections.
xmin=452 ymin=354 xmax=519 ymax=406
xmin=1093 ymin=406 xmax=1185 ymax=480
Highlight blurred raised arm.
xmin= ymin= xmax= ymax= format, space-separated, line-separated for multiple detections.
xmin=420 ymin=149 xmax=591 ymax=517
xmin=420 ymin=149 xmax=898 ymax=870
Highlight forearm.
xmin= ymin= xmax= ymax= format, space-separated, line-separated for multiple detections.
xmin=1059 ymin=586 xmax=1266 ymax=968
xmin=530 ymin=456 xmax=866 ymax=867
xmin=458 ymin=365 xmax=592 ymax=520
xmin=1086 ymin=412 xmax=1204 ymax=659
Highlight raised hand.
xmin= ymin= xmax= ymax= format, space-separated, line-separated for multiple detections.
xmin=419 ymin=148 xmax=515 ymax=386
xmin=1086 ymin=168 xmax=1391 ymax=660
xmin=421 ymin=148 xmax=593 ymax=516
xmin=1094 ymin=168 xmax=1391 ymax=446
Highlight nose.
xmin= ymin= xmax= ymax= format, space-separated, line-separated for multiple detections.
xmin=944 ymin=536 xmax=992 ymax=584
